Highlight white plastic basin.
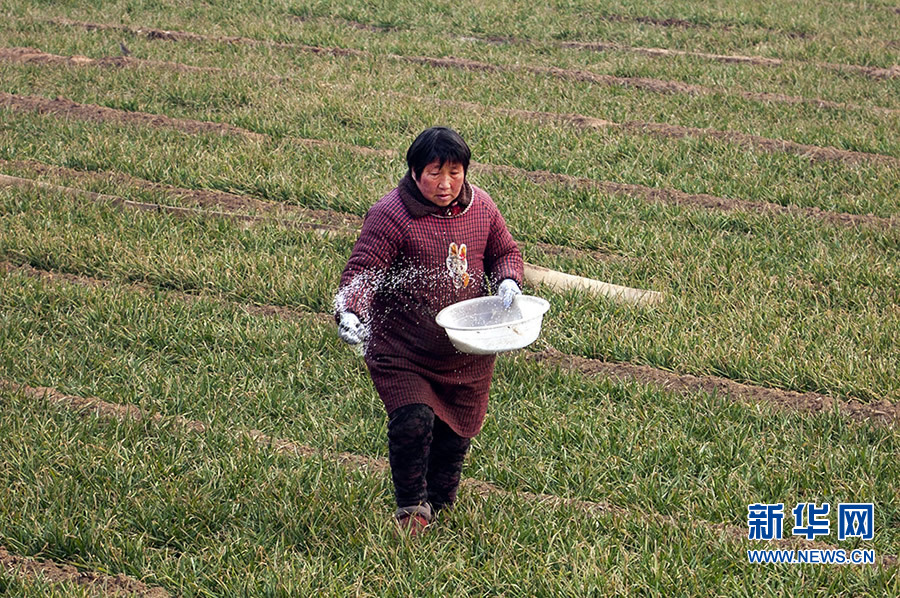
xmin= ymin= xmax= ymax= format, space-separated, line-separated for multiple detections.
xmin=435 ymin=295 xmax=550 ymax=355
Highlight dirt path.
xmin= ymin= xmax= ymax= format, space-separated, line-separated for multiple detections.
xmin=7 ymin=47 xmax=898 ymax=167
xmin=0 ymin=157 xmax=363 ymax=228
xmin=2 ymin=93 xmax=894 ymax=230
xmin=0 ymin=546 xmax=170 ymax=597
xmin=2 ymin=380 xmax=893 ymax=566
xmin=40 ymin=18 xmax=899 ymax=113
xmin=3 ymin=260 xmax=895 ymax=425
xmin=530 ymin=348 xmax=899 ymax=427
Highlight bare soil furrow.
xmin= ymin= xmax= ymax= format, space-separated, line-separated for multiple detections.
xmin=47 ymin=17 xmax=366 ymax=58
xmin=398 ymin=92 xmax=900 ymax=167
xmin=2 ymin=93 xmax=893 ymax=230
xmin=3 ymin=261 xmax=894 ymax=425
xmin=0 ymin=377 xmax=620 ymax=515
xmin=0 ymin=172 xmax=352 ymax=237
xmin=397 ymin=55 xmax=900 ymax=117
xmin=40 ymin=18 xmax=897 ymax=114
xmin=0 ymin=157 xmax=363 ymax=228
xmin=0 ymin=91 xmax=390 ymax=157
xmin=627 ymin=120 xmax=900 ymax=167
xmin=592 ymin=12 xmax=808 ymax=36
xmin=401 ymin=53 xmax=701 ymax=93
xmin=291 ymin=14 xmax=894 ymax=79
xmin=475 ymin=163 xmax=896 ymax=229
xmin=291 ymin=12 xmax=807 ymax=36
xmin=0 ymin=45 xmax=222 ymax=74
xmin=3 ymin=380 xmax=892 ymax=565
xmin=0 ymin=260 xmax=334 ymax=326
xmin=0 ymin=546 xmax=170 ymax=597
xmin=529 ymin=348 xmax=899 ymax=427
xmin=1 ymin=174 xmax=662 ymax=307
xmin=0 ymin=164 xmax=617 ymax=264
xmin=0 ymin=91 xmax=264 ymax=140
xmin=9 ymin=47 xmax=897 ymax=167
xmin=559 ymin=41 xmax=899 ymax=79
xmin=737 ymin=90 xmax=898 ymax=116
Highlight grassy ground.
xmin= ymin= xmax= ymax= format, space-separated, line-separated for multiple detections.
xmin=0 ymin=387 xmax=897 ymax=596
xmin=0 ymin=0 xmax=897 ymax=595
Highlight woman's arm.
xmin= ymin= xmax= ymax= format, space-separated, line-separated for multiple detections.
xmin=483 ymin=200 xmax=524 ymax=290
xmin=335 ymin=201 xmax=406 ymax=321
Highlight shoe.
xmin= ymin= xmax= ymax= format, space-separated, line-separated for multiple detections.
xmin=394 ymin=503 xmax=432 ymax=537
xmin=395 ymin=512 xmax=430 ymax=536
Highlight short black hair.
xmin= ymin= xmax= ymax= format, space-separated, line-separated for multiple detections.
xmin=406 ymin=127 xmax=471 ymax=180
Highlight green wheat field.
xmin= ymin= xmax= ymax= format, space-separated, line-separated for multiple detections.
xmin=0 ymin=0 xmax=897 ymax=595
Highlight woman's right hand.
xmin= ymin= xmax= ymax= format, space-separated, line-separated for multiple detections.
xmin=337 ymin=312 xmax=367 ymax=345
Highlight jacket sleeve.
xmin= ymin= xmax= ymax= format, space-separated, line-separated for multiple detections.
xmin=335 ymin=200 xmax=406 ymax=322
xmin=483 ymin=201 xmax=524 ymax=289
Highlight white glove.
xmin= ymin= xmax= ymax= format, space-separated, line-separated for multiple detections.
xmin=337 ymin=312 xmax=366 ymax=345
xmin=497 ymin=279 xmax=522 ymax=309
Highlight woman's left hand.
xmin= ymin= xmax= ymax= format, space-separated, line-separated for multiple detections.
xmin=497 ymin=279 xmax=522 ymax=309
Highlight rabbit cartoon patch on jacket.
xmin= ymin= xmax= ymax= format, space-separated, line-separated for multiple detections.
xmin=446 ymin=242 xmax=470 ymax=289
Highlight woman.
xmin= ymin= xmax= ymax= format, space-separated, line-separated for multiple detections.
xmin=335 ymin=127 xmax=524 ymax=534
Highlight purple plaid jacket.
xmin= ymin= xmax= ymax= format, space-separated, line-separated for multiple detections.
xmin=337 ymin=179 xmax=523 ymax=437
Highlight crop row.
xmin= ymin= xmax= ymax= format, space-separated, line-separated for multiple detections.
xmin=8 ymin=375 xmax=899 ymax=565
xmin=0 ymin=545 xmax=166 ymax=597
xmin=2 ymin=109 xmax=898 ymax=400
xmin=5 ymin=253 xmax=896 ymax=431
xmin=287 ymin=14 xmax=898 ymax=79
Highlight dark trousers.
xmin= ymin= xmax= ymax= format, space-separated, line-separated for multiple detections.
xmin=387 ymin=403 xmax=471 ymax=512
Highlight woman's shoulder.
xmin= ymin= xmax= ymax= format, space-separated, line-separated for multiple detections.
xmin=468 ymin=183 xmax=500 ymax=214
xmin=366 ymin=187 xmax=408 ymax=220
xmin=360 ymin=187 xmax=413 ymax=243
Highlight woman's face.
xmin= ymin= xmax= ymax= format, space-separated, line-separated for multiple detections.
xmin=414 ymin=160 xmax=465 ymax=207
